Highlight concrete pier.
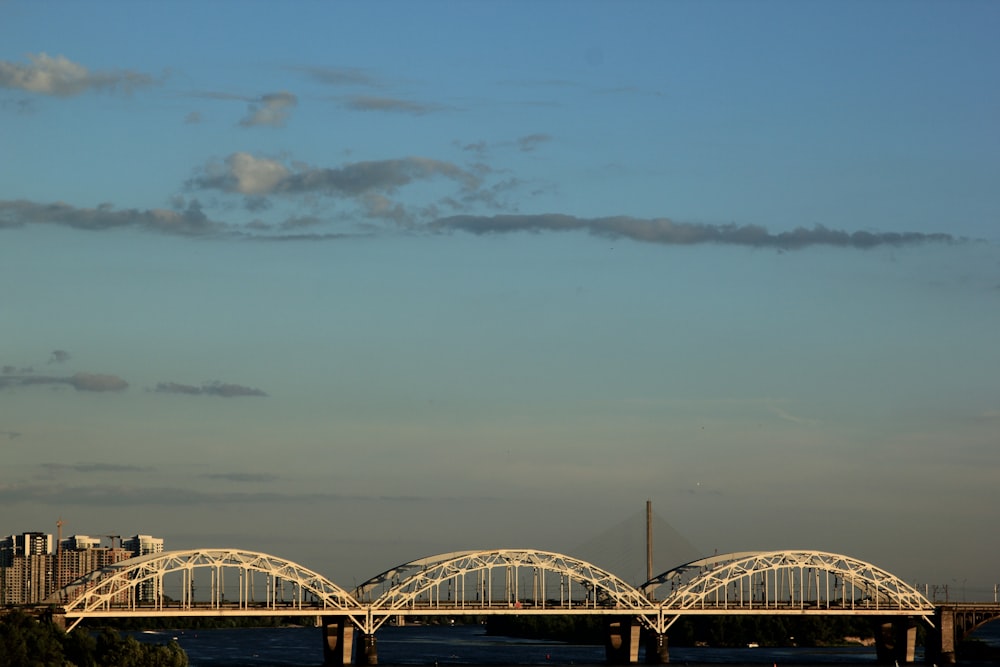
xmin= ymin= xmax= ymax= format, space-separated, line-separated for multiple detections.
xmin=321 ymin=616 xmax=355 ymax=667
xmin=872 ymin=618 xmax=917 ymax=664
xmin=357 ymin=633 xmax=378 ymax=665
xmin=644 ymin=631 xmax=669 ymax=664
xmin=605 ymin=617 xmax=641 ymax=664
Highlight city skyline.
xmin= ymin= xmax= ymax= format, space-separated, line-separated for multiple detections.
xmin=1 ymin=1 xmax=998 ymax=596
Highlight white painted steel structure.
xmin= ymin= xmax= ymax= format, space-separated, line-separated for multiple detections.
xmin=56 ymin=548 xmax=363 ymax=632
xmin=354 ymin=549 xmax=650 ymax=632
xmin=640 ymin=550 xmax=935 ymax=634
xmin=52 ymin=548 xmax=935 ymax=636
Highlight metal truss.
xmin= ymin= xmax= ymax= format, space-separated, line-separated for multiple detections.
xmin=640 ymin=550 xmax=935 ymax=632
xmin=56 ymin=549 xmax=363 ymax=632
xmin=354 ymin=549 xmax=651 ymax=632
xmin=52 ymin=547 xmax=941 ymax=637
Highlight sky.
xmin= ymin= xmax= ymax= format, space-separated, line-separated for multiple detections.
xmin=1 ymin=1 xmax=998 ymax=597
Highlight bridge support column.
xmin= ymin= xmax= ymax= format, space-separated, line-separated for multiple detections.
xmin=872 ymin=618 xmax=917 ymax=664
xmin=925 ymin=609 xmax=956 ymax=665
xmin=355 ymin=633 xmax=377 ymax=665
xmin=644 ymin=632 xmax=668 ymax=664
xmin=606 ymin=617 xmax=641 ymax=664
xmin=321 ymin=616 xmax=355 ymax=667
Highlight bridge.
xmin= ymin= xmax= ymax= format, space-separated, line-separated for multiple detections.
xmin=45 ymin=547 xmax=999 ymax=666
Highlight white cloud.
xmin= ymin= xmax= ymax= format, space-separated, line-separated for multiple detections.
xmin=240 ymin=91 xmax=298 ymax=127
xmin=0 ymin=52 xmax=154 ymax=96
xmin=228 ymin=153 xmax=290 ymax=195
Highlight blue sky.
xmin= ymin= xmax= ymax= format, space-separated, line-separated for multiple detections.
xmin=1 ymin=1 xmax=998 ymax=595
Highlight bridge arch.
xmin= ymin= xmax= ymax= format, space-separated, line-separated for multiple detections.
xmin=354 ymin=548 xmax=649 ymax=630
xmin=642 ymin=550 xmax=934 ymax=615
xmin=54 ymin=548 xmax=362 ymax=631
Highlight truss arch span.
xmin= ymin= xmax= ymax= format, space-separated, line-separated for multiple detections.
xmin=643 ymin=550 xmax=934 ymax=615
xmin=55 ymin=549 xmax=362 ymax=631
xmin=355 ymin=548 xmax=649 ymax=627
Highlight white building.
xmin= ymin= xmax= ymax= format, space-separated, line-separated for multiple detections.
xmin=123 ymin=534 xmax=164 ymax=556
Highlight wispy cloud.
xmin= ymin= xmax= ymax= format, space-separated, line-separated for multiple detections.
xmin=342 ymin=95 xmax=445 ymax=115
xmin=0 ymin=372 xmax=128 ymax=392
xmin=431 ymin=214 xmax=956 ymax=250
xmin=240 ymin=91 xmax=298 ymax=128
xmin=40 ymin=462 xmax=152 ymax=473
xmin=0 ymin=53 xmax=155 ymax=97
xmin=0 ymin=483 xmax=459 ymax=507
xmin=201 ymin=472 xmax=279 ymax=483
xmin=0 ymin=198 xmax=222 ymax=236
xmin=155 ymin=381 xmax=267 ymax=398
xmin=290 ymin=65 xmax=378 ymax=87
xmin=188 ymin=153 xmax=480 ymax=198
xmin=517 ymin=133 xmax=551 ymax=152
xmin=49 ymin=350 xmax=70 ymax=364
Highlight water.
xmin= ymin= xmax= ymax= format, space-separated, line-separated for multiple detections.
xmin=132 ymin=623 xmax=953 ymax=667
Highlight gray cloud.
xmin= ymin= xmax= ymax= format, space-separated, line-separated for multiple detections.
xmin=0 ymin=483 xmax=439 ymax=507
xmin=290 ymin=65 xmax=377 ymax=87
xmin=0 ymin=372 xmax=128 ymax=392
xmin=41 ymin=462 xmax=151 ymax=473
xmin=70 ymin=372 xmax=128 ymax=392
xmin=1 ymin=431 xmax=21 ymax=440
xmin=240 ymin=91 xmax=298 ymax=128
xmin=342 ymin=95 xmax=444 ymax=115
xmin=155 ymin=381 xmax=267 ymax=398
xmin=0 ymin=198 xmax=222 ymax=236
xmin=189 ymin=152 xmax=480 ymax=198
xmin=517 ymin=133 xmax=552 ymax=152
xmin=49 ymin=350 xmax=70 ymax=364
xmin=202 ymin=472 xmax=280 ymax=483
xmin=0 ymin=53 xmax=155 ymax=97
xmin=431 ymin=214 xmax=956 ymax=250
xmin=184 ymin=111 xmax=202 ymax=124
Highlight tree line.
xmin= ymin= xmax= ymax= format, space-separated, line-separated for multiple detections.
xmin=0 ymin=610 xmax=187 ymax=667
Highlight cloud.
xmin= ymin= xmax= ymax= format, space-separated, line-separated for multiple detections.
xmin=0 ymin=482 xmax=473 ymax=507
xmin=40 ymin=462 xmax=151 ymax=473
xmin=0 ymin=52 xmax=155 ymax=97
xmin=342 ymin=95 xmax=444 ymax=115
xmin=49 ymin=350 xmax=70 ymax=364
xmin=202 ymin=472 xmax=280 ymax=483
xmin=431 ymin=214 xmax=956 ymax=250
xmin=0 ymin=198 xmax=223 ymax=236
xmin=155 ymin=381 xmax=267 ymax=398
xmin=240 ymin=91 xmax=298 ymax=128
xmin=290 ymin=65 xmax=377 ymax=86
xmin=517 ymin=133 xmax=552 ymax=152
xmin=70 ymin=372 xmax=128 ymax=392
xmin=1 ymin=431 xmax=21 ymax=440
xmin=0 ymin=372 xmax=128 ymax=392
xmin=189 ymin=153 xmax=480 ymax=197
xmin=184 ymin=111 xmax=202 ymax=124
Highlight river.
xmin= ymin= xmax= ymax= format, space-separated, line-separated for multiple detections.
xmin=131 ymin=621 xmax=1000 ymax=667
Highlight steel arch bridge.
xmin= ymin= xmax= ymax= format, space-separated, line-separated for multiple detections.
xmin=640 ymin=550 xmax=935 ymax=634
xmin=353 ymin=548 xmax=651 ymax=633
xmin=49 ymin=546 xmax=949 ymax=664
xmin=55 ymin=548 xmax=364 ymax=632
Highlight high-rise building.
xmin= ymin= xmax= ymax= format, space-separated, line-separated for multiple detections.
xmin=123 ymin=534 xmax=164 ymax=557
xmin=1 ymin=530 xmax=163 ymax=605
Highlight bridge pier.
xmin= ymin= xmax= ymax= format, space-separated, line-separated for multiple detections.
xmin=872 ymin=618 xmax=917 ymax=664
xmin=924 ymin=608 xmax=956 ymax=665
xmin=605 ymin=617 xmax=641 ymax=664
xmin=356 ymin=633 xmax=378 ymax=665
xmin=321 ymin=616 xmax=355 ymax=667
xmin=644 ymin=631 xmax=669 ymax=664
